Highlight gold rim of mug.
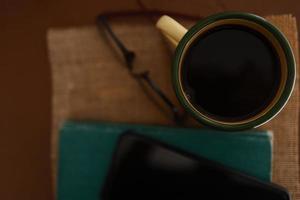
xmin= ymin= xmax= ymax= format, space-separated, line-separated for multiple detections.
xmin=178 ymin=19 xmax=288 ymax=125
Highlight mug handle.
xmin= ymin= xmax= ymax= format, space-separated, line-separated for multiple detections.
xmin=156 ymin=15 xmax=188 ymax=48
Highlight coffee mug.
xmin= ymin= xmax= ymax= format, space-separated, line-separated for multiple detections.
xmin=156 ymin=12 xmax=296 ymax=130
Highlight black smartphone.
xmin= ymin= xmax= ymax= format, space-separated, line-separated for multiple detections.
xmin=101 ymin=131 xmax=290 ymax=200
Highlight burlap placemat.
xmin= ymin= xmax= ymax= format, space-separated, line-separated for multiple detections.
xmin=47 ymin=15 xmax=299 ymax=198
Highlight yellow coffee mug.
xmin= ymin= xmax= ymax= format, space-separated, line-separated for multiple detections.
xmin=156 ymin=12 xmax=295 ymax=130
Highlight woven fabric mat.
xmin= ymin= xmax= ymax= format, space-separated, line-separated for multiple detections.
xmin=48 ymin=15 xmax=299 ymax=198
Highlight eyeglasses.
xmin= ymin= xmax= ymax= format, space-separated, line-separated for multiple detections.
xmin=96 ymin=11 xmax=201 ymax=125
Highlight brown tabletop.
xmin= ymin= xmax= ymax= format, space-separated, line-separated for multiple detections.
xmin=1 ymin=0 xmax=300 ymax=199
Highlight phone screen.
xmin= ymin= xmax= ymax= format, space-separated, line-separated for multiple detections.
xmin=102 ymin=132 xmax=290 ymax=200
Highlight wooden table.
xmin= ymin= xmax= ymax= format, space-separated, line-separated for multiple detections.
xmin=1 ymin=0 xmax=300 ymax=199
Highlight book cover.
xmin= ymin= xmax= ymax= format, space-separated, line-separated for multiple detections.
xmin=57 ymin=121 xmax=272 ymax=200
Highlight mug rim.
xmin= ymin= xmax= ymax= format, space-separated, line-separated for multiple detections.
xmin=172 ymin=11 xmax=296 ymax=131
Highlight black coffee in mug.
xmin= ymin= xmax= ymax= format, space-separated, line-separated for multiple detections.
xmin=181 ymin=24 xmax=282 ymax=121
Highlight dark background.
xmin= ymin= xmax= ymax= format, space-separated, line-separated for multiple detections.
xmin=1 ymin=0 xmax=299 ymax=199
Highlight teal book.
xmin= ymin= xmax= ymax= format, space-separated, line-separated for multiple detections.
xmin=57 ymin=121 xmax=272 ymax=200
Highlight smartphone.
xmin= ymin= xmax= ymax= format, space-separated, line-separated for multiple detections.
xmin=101 ymin=131 xmax=290 ymax=200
